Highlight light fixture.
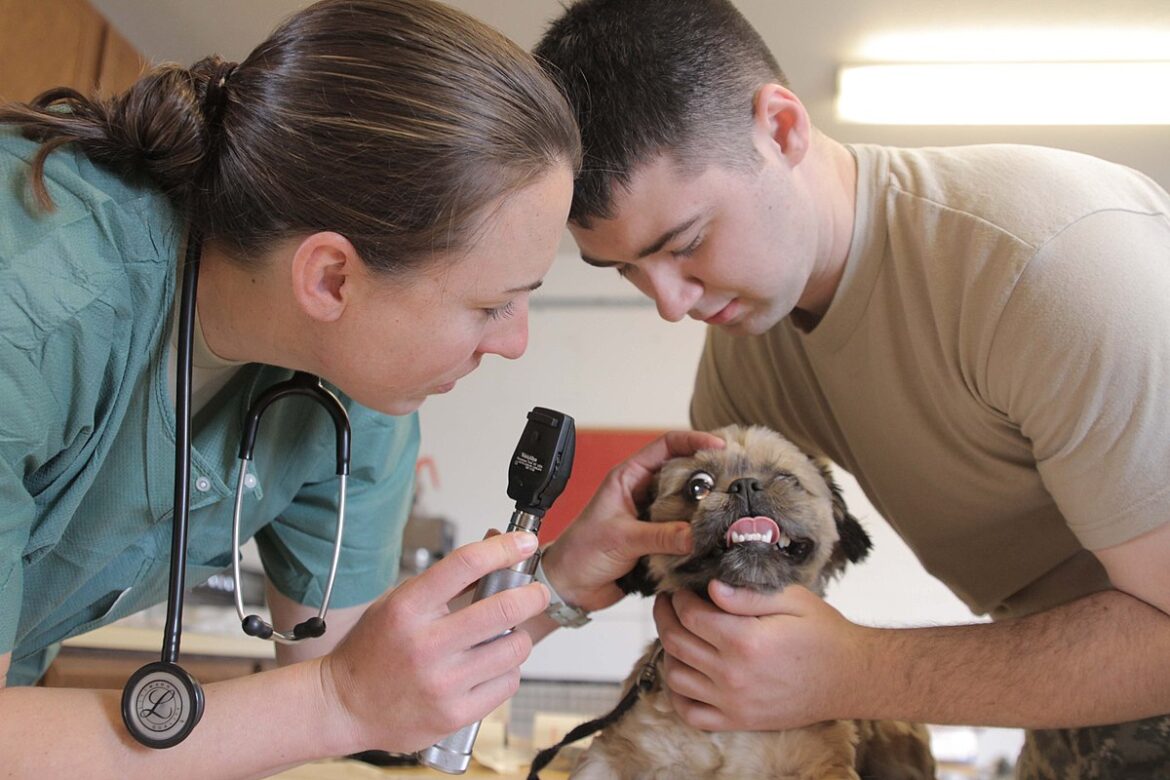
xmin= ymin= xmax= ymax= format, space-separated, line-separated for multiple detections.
xmin=836 ymin=61 xmax=1170 ymax=125
xmin=837 ymin=28 xmax=1170 ymax=126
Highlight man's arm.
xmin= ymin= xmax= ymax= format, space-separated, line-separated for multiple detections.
xmin=655 ymin=536 xmax=1170 ymax=732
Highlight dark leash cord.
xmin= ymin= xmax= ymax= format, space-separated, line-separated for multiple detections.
xmin=527 ymin=642 xmax=664 ymax=780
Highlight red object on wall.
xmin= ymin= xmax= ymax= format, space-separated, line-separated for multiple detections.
xmin=538 ymin=428 xmax=666 ymax=542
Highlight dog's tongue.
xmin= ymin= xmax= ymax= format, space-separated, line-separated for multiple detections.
xmin=725 ymin=516 xmax=782 ymax=545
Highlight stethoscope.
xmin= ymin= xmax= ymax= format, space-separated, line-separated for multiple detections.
xmin=119 ymin=68 xmax=353 ymax=750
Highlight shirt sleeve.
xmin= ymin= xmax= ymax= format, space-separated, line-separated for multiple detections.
xmin=254 ymin=405 xmax=420 ymax=609
xmin=987 ymin=209 xmax=1170 ymax=550
xmin=0 ymin=341 xmax=58 ymax=658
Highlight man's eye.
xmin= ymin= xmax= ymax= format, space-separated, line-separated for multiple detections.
xmin=686 ymin=471 xmax=715 ymax=501
xmin=670 ymin=234 xmax=703 ymax=258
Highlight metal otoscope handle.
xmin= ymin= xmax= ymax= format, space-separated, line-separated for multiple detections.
xmin=417 ymin=408 xmax=575 ymax=774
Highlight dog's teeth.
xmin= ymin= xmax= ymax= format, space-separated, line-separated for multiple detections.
xmin=777 ymin=533 xmax=791 ymax=548
xmin=732 ymin=532 xmax=744 ymax=543
xmin=762 ymin=530 xmax=772 ymax=544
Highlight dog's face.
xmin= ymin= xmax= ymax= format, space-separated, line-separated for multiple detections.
xmin=620 ymin=425 xmax=872 ymax=597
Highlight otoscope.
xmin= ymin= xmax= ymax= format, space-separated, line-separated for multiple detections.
xmin=416 ymin=407 xmax=576 ymax=774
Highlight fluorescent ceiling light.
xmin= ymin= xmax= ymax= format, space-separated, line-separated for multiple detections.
xmin=836 ymin=62 xmax=1170 ymax=125
xmin=855 ymin=28 xmax=1170 ymax=63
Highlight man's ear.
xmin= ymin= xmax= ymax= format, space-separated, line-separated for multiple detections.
xmin=290 ymin=231 xmax=363 ymax=322
xmin=751 ymin=82 xmax=811 ymax=167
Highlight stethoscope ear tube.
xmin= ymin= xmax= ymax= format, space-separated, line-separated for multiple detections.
xmin=238 ymin=372 xmax=351 ymax=475
xmin=231 ymin=371 xmax=351 ymax=643
xmin=231 ymin=456 xmax=348 ymax=644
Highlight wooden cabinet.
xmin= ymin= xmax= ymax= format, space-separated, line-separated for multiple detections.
xmin=0 ymin=0 xmax=147 ymax=104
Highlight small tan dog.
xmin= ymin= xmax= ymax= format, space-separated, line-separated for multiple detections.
xmin=567 ymin=425 xmax=936 ymax=780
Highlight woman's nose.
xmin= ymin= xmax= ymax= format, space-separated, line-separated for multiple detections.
xmin=480 ymin=303 xmax=529 ymax=360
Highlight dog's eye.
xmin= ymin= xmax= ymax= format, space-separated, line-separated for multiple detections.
xmin=686 ymin=471 xmax=715 ymax=501
xmin=781 ymin=539 xmax=814 ymax=563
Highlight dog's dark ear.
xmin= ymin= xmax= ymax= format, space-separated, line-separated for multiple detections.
xmin=633 ymin=476 xmax=657 ymax=522
xmin=617 ymin=556 xmax=657 ymax=597
xmin=816 ymin=460 xmax=872 ymax=565
xmin=616 ymin=474 xmax=662 ymax=597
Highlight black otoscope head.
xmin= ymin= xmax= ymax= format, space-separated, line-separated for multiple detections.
xmin=507 ymin=407 xmax=575 ymax=517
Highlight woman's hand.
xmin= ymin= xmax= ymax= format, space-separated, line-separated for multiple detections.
xmin=653 ymin=582 xmax=869 ymax=732
xmin=318 ymin=531 xmax=549 ymax=753
xmin=539 ymin=430 xmax=724 ymax=613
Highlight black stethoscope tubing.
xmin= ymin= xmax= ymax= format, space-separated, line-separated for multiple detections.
xmin=121 ymin=222 xmax=352 ymax=748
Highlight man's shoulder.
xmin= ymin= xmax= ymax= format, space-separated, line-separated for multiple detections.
xmin=869 ymin=143 xmax=1167 ymax=248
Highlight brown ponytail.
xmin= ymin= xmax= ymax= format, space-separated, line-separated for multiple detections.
xmin=1 ymin=0 xmax=581 ymax=277
xmin=0 ymin=57 xmax=236 ymax=212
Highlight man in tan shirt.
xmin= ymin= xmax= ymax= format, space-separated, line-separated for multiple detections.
xmin=536 ymin=0 xmax=1170 ymax=775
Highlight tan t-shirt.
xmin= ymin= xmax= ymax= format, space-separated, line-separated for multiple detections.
xmin=692 ymin=144 xmax=1170 ymax=619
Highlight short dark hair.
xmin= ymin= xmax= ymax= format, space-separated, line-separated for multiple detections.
xmin=534 ymin=0 xmax=785 ymax=227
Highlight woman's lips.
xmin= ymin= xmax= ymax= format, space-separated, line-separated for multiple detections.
xmin=704 ymin=299 xmax=741 ymax=325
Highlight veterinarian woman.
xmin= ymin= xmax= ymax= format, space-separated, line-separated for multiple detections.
xmin=0 ymin=1 xmax=719 ymax=776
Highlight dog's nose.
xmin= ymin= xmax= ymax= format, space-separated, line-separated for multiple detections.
xmin=727 ymin=478 xmax=763 ymax=495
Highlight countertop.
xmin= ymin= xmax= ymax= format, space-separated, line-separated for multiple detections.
xmin=271 ymin=760 xmax=567 ymax=779
xmin=62 ymin=623 xmax=275 ymax=658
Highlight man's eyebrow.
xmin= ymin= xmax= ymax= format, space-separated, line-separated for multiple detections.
xmin=580 ymin=254 xmax=618 ymax=268
xmin=635 ymin=215 xmax=701 ymax=259
xmin=504 ymin=280 xmax=544 ymax=294
xmin=579 ymin=214 xmax=703 ymax=268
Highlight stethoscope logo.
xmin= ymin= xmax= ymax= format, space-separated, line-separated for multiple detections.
xmin=135 ymin=679 xmax=184 ymax=732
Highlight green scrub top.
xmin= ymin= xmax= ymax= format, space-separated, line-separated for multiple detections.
xmin=0 ymin=130 xmax=420 ymax=686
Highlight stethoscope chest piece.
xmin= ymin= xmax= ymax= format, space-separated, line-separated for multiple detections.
xmin=121 ymin=661 xmax=205 ymax=749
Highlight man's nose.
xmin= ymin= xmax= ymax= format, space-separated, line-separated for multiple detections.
xmin=643 ymin=264 xmax=702 ymax=323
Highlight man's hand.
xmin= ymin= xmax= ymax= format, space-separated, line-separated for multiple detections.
xmin=539 ymin=430 xmax=725 ymax=613
xmin=654 ymin=582 xmax=867 ymax=732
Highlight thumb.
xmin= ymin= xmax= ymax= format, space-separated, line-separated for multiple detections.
xmin=708 ymin=581 xmax=812 ymax=617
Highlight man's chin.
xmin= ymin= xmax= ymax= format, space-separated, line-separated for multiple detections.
xmin=718 ymin=312 xmax=777 ymax=337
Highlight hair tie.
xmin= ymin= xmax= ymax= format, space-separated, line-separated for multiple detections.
xmin=200 ymin=61 xmax=236 ymax=157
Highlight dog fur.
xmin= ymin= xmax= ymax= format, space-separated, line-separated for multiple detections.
xmin=568 ymin=425 xmax=936 ymax=780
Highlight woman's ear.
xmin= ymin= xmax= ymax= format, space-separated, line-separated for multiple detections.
xmin=751 ymin=82 xmax=811 ymax=167
xmin=290 ymin=231 xmax=362 ymax=322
